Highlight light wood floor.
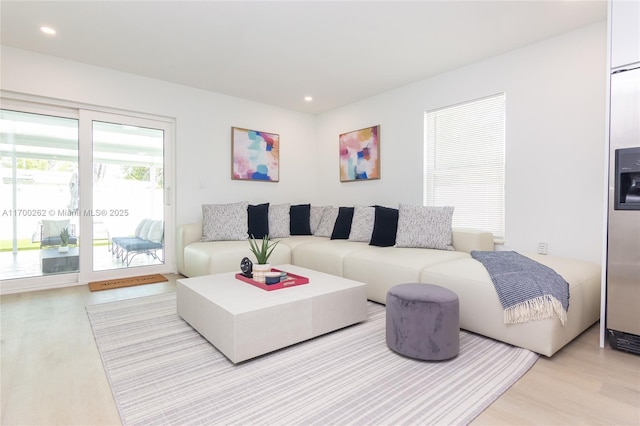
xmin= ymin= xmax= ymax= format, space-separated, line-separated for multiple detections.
xmin=1 ymin=276 xmax=639 ymax=426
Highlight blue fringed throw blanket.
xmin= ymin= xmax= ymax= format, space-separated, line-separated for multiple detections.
xmin=470 ymin=251 xmax=569 ymax=326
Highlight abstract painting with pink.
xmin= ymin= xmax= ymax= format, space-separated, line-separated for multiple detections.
xmin=232 ymin=127 xmax=279 ymax=181
xmin=339 ymin=125 xmax=380 ymax=181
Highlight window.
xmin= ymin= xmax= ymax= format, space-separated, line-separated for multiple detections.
xmin=424 ymin=93 xmax=505 ymax=240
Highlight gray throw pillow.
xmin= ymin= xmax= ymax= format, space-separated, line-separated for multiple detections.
xmin=268 ymin=203 xmax=291 ymax=238
xmin=395 ymin=204 xmax=455 ymax=250
xmin=147 ymin=220 xmax=164 ymax=243
xmin=348 ymin=205 xmax=375 ymax=242
xmin=314 ymin=207 xmax=338 ymax=237
xmin=201 ymin=201 xmax=249 ymax=241
xmin=310 ymin=205 xmax=330 ymax=234
xmin=138 ymin=219 xmax=154 ymax=241
xmin=134 ymin=218 xmax=149 ymax=238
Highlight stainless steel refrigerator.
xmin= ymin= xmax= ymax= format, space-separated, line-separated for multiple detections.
xmin=606 ymin=64 xmax=640 ymax=355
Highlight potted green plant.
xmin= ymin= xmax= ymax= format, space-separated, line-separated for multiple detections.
xmin=59 ymin=227 xmax=70 ymax=253
xmin=248 ymin=234 xmax=278 ymax=283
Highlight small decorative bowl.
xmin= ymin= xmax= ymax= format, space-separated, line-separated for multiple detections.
xmin=264 ymin=271 xmax=281 ymax=285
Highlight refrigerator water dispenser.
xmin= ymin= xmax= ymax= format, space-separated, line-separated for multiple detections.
xmin=614 ymin=147 xmax=640 ymax=210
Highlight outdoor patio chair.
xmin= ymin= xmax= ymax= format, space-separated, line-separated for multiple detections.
xmin=39 ymin=219 xmax=78 ymax=248
xmin=109 ymin=218 xmax=164 ymax=266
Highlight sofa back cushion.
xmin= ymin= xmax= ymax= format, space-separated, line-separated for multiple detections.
xmin=138 ymin=219 xmax=154 ymax=240
xmin=134 ymin=219 xmax=149 ymax=238
xmin=147 ymin=220 xmax=164 ymax=243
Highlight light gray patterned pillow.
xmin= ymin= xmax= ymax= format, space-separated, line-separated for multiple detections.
xmin=310 ymin=205 xmax=330 ymax=234
xmin=201 ymin=201 xmax=249 ymax=241
xmin=135 ymin=218 xmax=149 ymax=237
xmin=348 ymin=205 xmax=375 ymax=242
xmin=138 ymin=219 xmax=154 ymax=240
xmin=395 ymin=204 xmax=455 ymax=250
xmin=147 ymin=220 xmax=164 ymax=243
xmin=268 ymin=203 xmax=291 ymax=238
xmin=314 ymin=207 xmax=339 ymax=237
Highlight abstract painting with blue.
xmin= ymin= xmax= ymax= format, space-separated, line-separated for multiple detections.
xmin=339 ymin=125 xmax=380 ymax=182
xmin=232 ymin=127 xmax=279 ymax=182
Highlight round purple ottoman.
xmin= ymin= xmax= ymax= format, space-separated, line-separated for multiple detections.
xmin=386 ymin=283 xmax=460 ymax=361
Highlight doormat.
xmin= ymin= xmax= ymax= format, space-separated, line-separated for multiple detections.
xmin=88 ymin=274 xmax=168 ymax=292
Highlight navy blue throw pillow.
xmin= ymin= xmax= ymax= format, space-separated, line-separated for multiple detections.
xmin=330 ymin=207 xmax=355 ymax=240
xmin=248 ymin=203 xmax=269 ymax=239
xmin=290 ymin=204 xmax=312 ymax=235
xmin=369 ymin=205 xmax=399 ymax=247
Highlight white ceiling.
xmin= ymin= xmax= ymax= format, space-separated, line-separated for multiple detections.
xmin=0 ymin=1 xmax=607 ymax=114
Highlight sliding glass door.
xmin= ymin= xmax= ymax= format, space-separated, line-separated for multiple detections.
xmin=0 ymin=103 xmax=173 ymax=291
xmin=0 ymin=108 xmax=79 ymax=280
xmin=89 ymin=118 xmax=166 ymax=272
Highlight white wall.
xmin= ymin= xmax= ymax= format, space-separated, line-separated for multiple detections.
xmin=0 ymin=46 xmax=317 ymax=227
xmin=1 ymin=21 xmax=607 ymax=264
xmin=315 ymin=22 xmax=607 ymax=263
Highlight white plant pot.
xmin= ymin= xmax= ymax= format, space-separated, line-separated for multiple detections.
xmin=252 ymin=263 xmax=271 ymax=283
xmin=58 ymin=246 xmax=69 ymax=253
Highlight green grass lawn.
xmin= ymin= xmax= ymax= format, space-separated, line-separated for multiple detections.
xmin=0 ymin=238 xmax=40 ymax=251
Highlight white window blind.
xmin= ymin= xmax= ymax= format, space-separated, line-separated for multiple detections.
xmin=424 ymin=93 xmax=505 ymax=240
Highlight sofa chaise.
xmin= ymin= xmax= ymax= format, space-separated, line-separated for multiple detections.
xmin=176 ymin=202 xmax=601 ymax=357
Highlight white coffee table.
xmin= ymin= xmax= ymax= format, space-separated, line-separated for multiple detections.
xmin=176 ymin=264 xmax=368 ymax=363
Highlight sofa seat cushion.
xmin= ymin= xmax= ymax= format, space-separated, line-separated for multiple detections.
xmin=418 ymin=253 xmax=601 ymax=356
xmin=275 ymin=235 xmax=321 ymax=250
xmin=292 ymin=239 xmax=369 ymax=277
xmin=183 ymin=240 xmax=292 ymax=277
xmin=343 ymin=246 xmax=469 ymax=303
xmin=112 ymin=237 xmax=162 ymax=251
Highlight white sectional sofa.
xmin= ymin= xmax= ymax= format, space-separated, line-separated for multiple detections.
xmin=176 ymin=218 xmax=601 ymax=357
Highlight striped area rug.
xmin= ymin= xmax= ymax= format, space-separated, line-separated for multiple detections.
xmin=87 ymin=293 xmax=537 ymax=425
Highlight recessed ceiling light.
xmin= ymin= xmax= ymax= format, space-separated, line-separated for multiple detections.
xmin=304 ymin=96 xmax=313 ymax=102
xmin=40 ymin=26 xmax=56 ymax=35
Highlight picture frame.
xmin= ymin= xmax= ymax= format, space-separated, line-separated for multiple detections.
xmin=231 ymin=127 xmax=279 ymax=182
xmin=339 ymin=125 xmax=380 ymax=182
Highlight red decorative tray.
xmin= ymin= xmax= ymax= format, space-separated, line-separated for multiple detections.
xmin=235 ymin=268 xmax=309 ymax=291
